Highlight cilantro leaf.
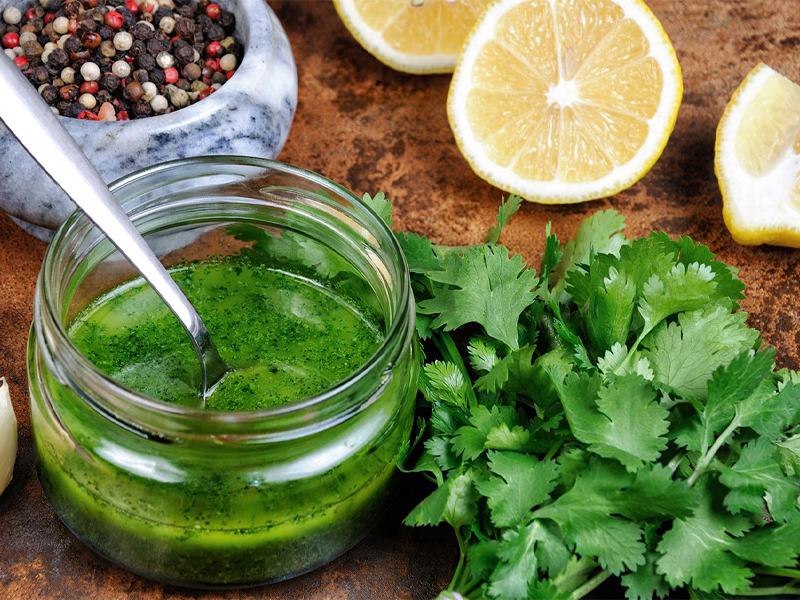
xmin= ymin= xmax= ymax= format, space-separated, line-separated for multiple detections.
xmin=475 ymin=451 xmax=558 ymax=528
xmin=452 ymin=405 xmax=523 ymax=460
xmin=730 ymin=521 xmax=800 ymax=568
xmin=362 ymin=192 xmax=392 ymax=225
xmin=420 ymin=245 xmax=539 ymax=350
xmin=420 ymin=361 xmax=471 ymax=409
xmin=585 ymin=265 xmax=637 ymax=357
xmin=622 ymin=552 xmax=669 ymax=600
xmin=555 ymin=373 xmax=669 ymax=471
xmin=484 ymin=194 xmax=523 ymax=245
xmin=656 ymin=480 xmax=754 ymax=594
xmin=717 ymin=437 xmax=800 ymax=523
xmin=396 ymin=231 xmax=442 ymax=274
xmin=642 ymin=305 xmax=759 ymax=400
xmin=404 ymin=469 xmax=479 ymax=531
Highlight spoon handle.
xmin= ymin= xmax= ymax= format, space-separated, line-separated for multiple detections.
xmin=0 ymin=55 xmax=225 ymax=399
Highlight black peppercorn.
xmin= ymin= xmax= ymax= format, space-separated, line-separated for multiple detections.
xmin=129 ymin=39 xmax=146 ymax=56
xmin=174 ymin=43 xmax=194 ymax=64
xmin=175 ymin=17 xmax=194 ymax=39
xmin=45 ymin=48 xmax=69 ymax=71
xmin=95 ymin=89 xmax=112 ymax=104
xmin=153 ymin=6 xmax=172 ymax=25
xmin=147 ymin=68 xmax=165 ymax=86
xmin=64 ymin=102 xmax=84 ymax=118
xmin=218 ymin=10 xmax=234 ymax=31
xmin=206 ymin=23 xmax=224 ymax=42
xmin=96 ymin=56 xmax=113 ymax=72
xmin=98 ymin=24 xmax=114 ymax=40
xmin=135 ymin=52 xmax=155 ymax=70
xmin=131 ymin=21 xmax=153 ymax=40
xmin=98 ymin=72 xmax=120 ymax=92
xmin=131 ymin=100 xmax=151 ymax=118
xmin=41 ymin=85 xmax=59 ymax=104
xmin=177 ymin=4 xmax=196 ymax=19
xmin=146 ymin=37 xmax=169 ymax=55
xmin=131 ymin=68 xmax=148 ymax=83
xmin=196 ymin=14 xmax=211 ymax=32
xmin=177 ymin=77 xmax=191 ymax=91
xmin=56 ymin=99 xmax=72 ymax=112
xmin=118 ymin=7 xmax=136 ymax=28
xmin=29 ymin=65 xmax=49 ymax=83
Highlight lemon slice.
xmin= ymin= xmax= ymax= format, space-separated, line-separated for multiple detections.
xmin=716 ymin=64 xmax=800 ymax=247
xmin=333 ymin=0 xmax=493 ymax=74
xmin=448 ymin=0 xmax=683 ymax=204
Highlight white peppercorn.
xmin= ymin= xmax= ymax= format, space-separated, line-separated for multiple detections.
xmin=113 ymin=31 xmax=132 ymax=52
xmin=52 ymin=16 xmax=69 ymax=34
xmin=155 ymin=51 xmax=173 ymax=69
xmin=219 ymin=53 xmax=236 ymax=72
xmin=159 ymin=16 xmax=175 ymax=34
xmin=60 ymin=66 xmax=75 ymax=84
xmin=57 ymin=34 xmax=70 ymax=49
xmin=50 ymin=106 xmax=60 ymax=115
xmin=141 ymin=81 xmax=157 ymax=101
xmin=111 ymin=60 xmax=130 ymax=78
xmin=40 ymin=48 xmax=52 ymax=64
xmin=150 ymin=93 xmax=168 ymax=112
xmin=2 ymin=48 xmax=14 ymax=60
xmin=19 ymin=31 xmax=37 ymax=45
xmin=2 ymin=7 xmax=21 ymax=25
xmin=78 ymin=93 xmax=96 ymax=109
xmin=80 ymin=62 xmax=101 ymax=82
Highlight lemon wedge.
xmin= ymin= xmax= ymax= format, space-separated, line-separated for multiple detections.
xmin=333 ymin=0 xmax=493 ymax=74
xmin=0 ymin=378 xmax=16 ymax=495
xmin=448 ymin=0 xmax=683 ymax=204
xmin=716 ymin=63 xmax=800 ymax=247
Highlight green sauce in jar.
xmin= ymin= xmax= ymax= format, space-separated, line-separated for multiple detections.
xmin=69 ymin=259 xmax=384 ymax=411
xmin=28 ymin=159 xmax=418 ymax=588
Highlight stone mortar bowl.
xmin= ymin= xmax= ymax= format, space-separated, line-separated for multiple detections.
xmin=0 ymin=0 xmax=297 ymax=240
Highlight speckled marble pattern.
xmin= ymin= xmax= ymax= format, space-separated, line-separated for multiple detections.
xmin=0 ymin=0 xmax=297 ymax=236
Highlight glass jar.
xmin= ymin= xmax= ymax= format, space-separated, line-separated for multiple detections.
xmin=27 ymin=157 xmax=418 ymax=588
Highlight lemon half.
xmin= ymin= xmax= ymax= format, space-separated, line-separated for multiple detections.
xmin=716 ymin=63 xmax=800 ymax=247
xmin=333 ymin=0 xmax=493 ymax=74
xmin=448 ymin=0 xmax=683 ymax=204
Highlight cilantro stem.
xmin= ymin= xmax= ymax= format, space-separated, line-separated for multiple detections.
xmin=687 ymin=414 xmax=740 ymax=487
xmin=754 ymin=567 xmax=800 ymax=580
xmin=544 ymin=439 xmax=565 ymax=463
xmin=666 ymin=451 xmax=686 ymax=474
xmin=568 ymin=569 xmax=611 ymax=600
xmin=734 ymin=585 xmax=799 ymax=596
xmin=447 ymin=528 xmax=468 ymax=592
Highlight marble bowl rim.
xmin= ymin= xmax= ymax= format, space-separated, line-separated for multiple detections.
xmin=0 ymin=0 xmax=274 ymax=131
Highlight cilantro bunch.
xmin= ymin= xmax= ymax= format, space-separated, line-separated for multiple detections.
xmin=376 ymin=196 xmax=800 ymax=600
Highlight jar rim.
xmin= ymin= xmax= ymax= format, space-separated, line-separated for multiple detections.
xmin=37 ymin=156 xmax=414 ymax=435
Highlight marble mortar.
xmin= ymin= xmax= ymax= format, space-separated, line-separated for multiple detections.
xmin=0 ymin=0 xmax=297 ymax=239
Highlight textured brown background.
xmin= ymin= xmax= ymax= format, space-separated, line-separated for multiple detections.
xmin=2 ymin=0 xmax=800 ymax=598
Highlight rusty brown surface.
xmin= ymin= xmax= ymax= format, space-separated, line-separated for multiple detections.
xmin=2 ymin=0 xmax=800 ymax=597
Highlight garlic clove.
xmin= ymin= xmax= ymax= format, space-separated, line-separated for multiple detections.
xmin=0 ymin=378 xmax=17 ymax=495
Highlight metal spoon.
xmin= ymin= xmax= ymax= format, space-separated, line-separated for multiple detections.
xmin=0 ymin=55 xmax=228 ymax=407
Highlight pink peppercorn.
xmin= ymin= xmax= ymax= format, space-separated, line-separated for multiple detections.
xmin=206 ymin=3 xmax=220 ymax=19
xmin=206 ymin=41 xmax=221 ymax=57
xmin=198 ymin=87 xmax=214 ymax=100
xmin=105 ymin=11 xmax=124 ymax=29
xmin=12 ymin=55 xmax=28 ymax=69
xmin=125 ymin=0 xmax=139 ymax=13
xmin=204 ymin=58 xmax=218 ymax=71
xmin=44 ymin=13 xmax=54 ymax=23
xmin=78 ymin=110 xmax=99 ymax=120
xmin=2 ymin=32 xmax=19 ymax=48
xmin=117 ymin=110 xmax=129 ymax=121
xmin=226 ymin=70 xmax=234 ymax=80
xmin=68 ymin=18 xmax=78 ymax=34
xmin=163 ymin=66 xmax=178 ymax=83
xmin=25 ymin=7 xmax=36 ymax=19
xmin=80 ymin=81 xmax=99 ymax=94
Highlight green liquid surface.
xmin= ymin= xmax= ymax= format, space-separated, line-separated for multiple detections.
xmin=69 ymin=259 xmax=384 ymax=410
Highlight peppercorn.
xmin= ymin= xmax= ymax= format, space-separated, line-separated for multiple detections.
xmin=198 ymin=86 xmax=213 ymax=99
xmin=135 ymin=52 xmax=154 ymax=70
xmin=131 ymin=68 xmax=148 ymax=82
xmin=129 ymin=38 xmax=145 ymax=56
xmin=111 ymin=59 xmax=129 ymax=78
xmin=206 ymin=23 xmax=223 ymax=41
xmin=177 ymin=4 xmax=196 ymax=19
xmin=175 ymin=16 xmax=193 ymax=39
xmin=59 ymin=83 xmax=79 ymax=101
xmin=28 ymin=65 xmax=49 ymax=83
xmin=81 ymin=30 xmax=101 ymax=49
xmin=99 ymin=39 xmax=115 ymax=57
xmin=140 ymin=80 xmax=157 ymax=100
xmin=196 ymin=14 xmax=211 ymax=32
xmin=3 ymin=6 xmax=22 ymax=25
xmin=105 ymin=11 xmax=123 ymax=29
xmin=41 ymin=84 xmax=59 ymax=103
xmin=117 ymin=7 xmax=136 ymax=28
xmin=181 ymin=61 xmax=199 ymax=80
xmin=95 ymin=89 xmax=112 ymax=104
xmin=56 ymin=99 xmax=71 ymax=111
xmin=98 ymin=101 xmax=116 ymax=120
xmin=210 ymin=70 xmax=224 ymax=84
xmin=97 ymin=56 xmax=113 ymax=72
xmin=121 ymin=79 xmax=143 ymax=102
xmin=64 ymin=102 xmax=84 ymax=118
xmin=146 ymin=37 xmax=168 ymax=55
xmin=131 ymin=100 xmax=151 ymax=118
xmin=218 ymin=10 xmax=233 ymax=31
xmin=2 ymin=31 xmax=19 ymax=48
xmin=147 ymin=67 xmax=165 ymax=86
xmin=159 ymin=16 xmax=175 ymax=34
xmin=97 ymin=24 xmax=114 ymax=40
xmin=173 ymin=42 xmax=193 ymax=64
xmin=99 ymin=72 xmax=120 ymax=92
xmin=44 ymin=47 xmax=68 ymax=71
xmin=80 ymin=61 xmax=100 ymax=81
xmin=131 ymin=20 xmax=153 ymax=40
